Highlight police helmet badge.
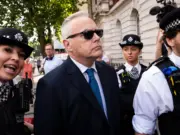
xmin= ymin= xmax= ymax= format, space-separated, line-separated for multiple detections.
xmin=128 ymin=37 xmax=133 ymax=42
xmin=14 ymin=33 xmax=23 ymax=42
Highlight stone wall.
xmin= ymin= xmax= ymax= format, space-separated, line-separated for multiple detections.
xmin=93 ymin=0 xmax=180 ymax=66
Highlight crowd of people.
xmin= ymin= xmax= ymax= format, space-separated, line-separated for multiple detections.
xmin=0 ymin=6 xmax=180 ymax=135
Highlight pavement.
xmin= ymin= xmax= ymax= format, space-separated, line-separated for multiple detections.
xmin=25 ymin=67 xmax=44 ymax=118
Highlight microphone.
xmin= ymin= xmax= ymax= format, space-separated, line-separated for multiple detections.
xmin=149 ymin=6 xmax=161 ymax=15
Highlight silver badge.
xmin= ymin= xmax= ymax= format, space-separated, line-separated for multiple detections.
xmin=128 ymin=37 xmax=133 ymax=42
xmin=14 ymin=33 xmax=23 ymax=41
xmin=3 ymin=35 xmax=10 ymax=39
xmin=121 ymin=41 xmax=127 ymax=44
xmin=134 ymin=40 xmax=140 ymax=44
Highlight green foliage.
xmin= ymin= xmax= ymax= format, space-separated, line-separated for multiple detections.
xmin=0 ymin=0 xmax=80 ymax=54
xmin=29 ymin=41 xmax=41 ymax=57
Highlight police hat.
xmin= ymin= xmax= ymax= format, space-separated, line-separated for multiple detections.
xmin=0 ymin=28 xmax=34 ymax=59
xmin=160 ymin=8 xmax=180 ymax=32
xmin=119 ymin=34 xmax=143 ymax=49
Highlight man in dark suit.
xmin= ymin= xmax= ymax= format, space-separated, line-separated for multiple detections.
xmin=34 ymin=11 xmax=121 ymax=135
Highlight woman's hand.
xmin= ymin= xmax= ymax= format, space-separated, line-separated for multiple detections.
xmin=24 ymin=121 xmax=34 ymax=133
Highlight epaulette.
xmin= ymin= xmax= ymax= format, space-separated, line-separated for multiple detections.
xmin=147 ymin=56 xmax=172 ymax=70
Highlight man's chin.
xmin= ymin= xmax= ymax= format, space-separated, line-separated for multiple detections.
xmin=96 ymin=51 xmax=103 ymax=57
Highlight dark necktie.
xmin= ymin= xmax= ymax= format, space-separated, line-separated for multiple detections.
xmin=129 ymin=67 xmax=139 ymax=79
xmin=46 ymin=56 xmax=53 ymax=61
xmin=86 ymin=68 xmax=103 ymax=109
xmin=0 ymin=83 xmax=11 ymax=103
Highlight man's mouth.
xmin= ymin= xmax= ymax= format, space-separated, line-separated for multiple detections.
xmin=94 ymin=46 xmax=102 ymax=50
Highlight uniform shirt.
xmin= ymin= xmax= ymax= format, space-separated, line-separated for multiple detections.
xmin=70 ymin=57 xmax=108 ymax=118
xmin=116 ymin=62 xmax=142 ymax=88
xmin=43 ymin=56 xmax=63 ymax=74
xmin=132 ymin=52 xmax=180 ymax=135
xmin=13 ymin=75 xmax=22 ymax=85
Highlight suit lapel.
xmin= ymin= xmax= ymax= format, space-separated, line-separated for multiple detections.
xmin=66 ymin=58 xmax=106 ymax=118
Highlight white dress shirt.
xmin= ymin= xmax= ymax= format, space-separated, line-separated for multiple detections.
xmin=116 ymin=62 xmax=142 ymax=88
xmin=44 ymin=56 xmax=63 ymax=74
xmin=132 ymin=52 xmax=180 ymax=135
xmin=70 ymin=57 xmax=108 ymax=118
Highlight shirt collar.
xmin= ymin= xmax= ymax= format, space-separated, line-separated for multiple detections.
xmin=169 ymin=52 xmax=180 ymax=68
xmin=70 ymin=57 xmax=97 ymax=73
xmin=124 ymin=62 xmax=140 ymax=72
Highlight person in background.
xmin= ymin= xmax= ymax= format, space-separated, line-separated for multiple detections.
xmin=30 ymin=57 xmax=35 ymax=73
xmin=96 ymin=53 xmax=110 ymax=64
xmin=34 ymin=11 xmax=121 ymax=135
xmin=36 ymin=57 xmax=41 ymax=73
xmin=22 ymin=57 xmax=33 ymax=87
xmin=116 ymin=34 xmax=147 ymax=135
xmin=21 ymin=57 xmax=33 ymax=103
xmin=155 ymin=29 xmax=172 ymax=59
xmin=40 ymin=43 xmax=63 ymax=74
xmin=102 ymin=54 xmax=110 ymax=64
xmin=24 ymin=121 xmax=34 ymax=134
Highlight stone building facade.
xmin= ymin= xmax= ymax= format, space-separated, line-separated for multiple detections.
xmin=88 ymin=0 xmax=180 ymax=66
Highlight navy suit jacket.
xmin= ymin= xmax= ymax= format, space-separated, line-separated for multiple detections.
xmin=34 ymin=58 xmax=121 ymax=135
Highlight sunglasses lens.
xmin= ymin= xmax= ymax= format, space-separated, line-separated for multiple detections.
xmin=83 ymin=31 xmax=94 ymax=40
xmin=96 ymin=30 xmax=103 ymax=38
xmin=83 ymin=29 xmax=103 ymax=40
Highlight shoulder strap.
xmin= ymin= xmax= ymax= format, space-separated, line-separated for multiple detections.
xmin=140 ymin=64 xmax=147 ymax=69
xmin=147 ymin=56 xmax=174 ymax=70
xmin=156 ymin=57 xmax=175 ymax=70
xmin=115 ymin=64 xmax=125 ymax=72
xmin=154 ymin=56 xmax=180 ymax=98
xmin=140 ymin=63 xmax=147 ymax=70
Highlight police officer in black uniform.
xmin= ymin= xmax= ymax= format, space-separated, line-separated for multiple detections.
xmin=116 ymin=34 xmax=147 ymax=135
xmin=0 ymin=28 xmax=33 ymax=135
xmin=133 ymin=8 xmax=180 ymax=135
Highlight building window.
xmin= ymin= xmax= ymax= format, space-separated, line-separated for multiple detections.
xmin=137 ymin=15 xmax=140 ymax=35
xmin=130 ymin=9 xmax=140 ymax=35
xmin=116 ymin=20 xmax=122 ymax=41
xmin=95 ymin=0 xmax=97 ymax=4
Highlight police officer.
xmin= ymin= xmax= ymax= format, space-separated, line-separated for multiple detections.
xmin=133 ymin=8 xmax=180 ymax=135
xmin=0 ymin=28 xmax=33 ymax=135
xmin=116 ymin=34 xmax=147 ymax=135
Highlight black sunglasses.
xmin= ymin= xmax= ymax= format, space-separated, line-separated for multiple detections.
xmin=66 ymin=29 xmax=103 ymax=40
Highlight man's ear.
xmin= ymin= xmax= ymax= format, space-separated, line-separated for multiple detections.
xmin=63 ymin=39 xmax=72 ymax=52
xmin=166 ymin=37 xmax=175 ymax=48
